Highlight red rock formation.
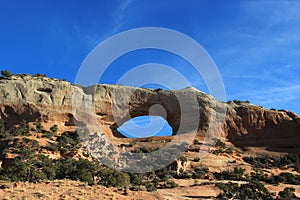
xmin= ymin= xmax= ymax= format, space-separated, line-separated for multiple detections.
xmin=0 ymin=75 xmax=299 ymax=150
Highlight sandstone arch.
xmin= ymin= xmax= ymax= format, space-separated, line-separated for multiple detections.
xmin=116 ymin=116 xmax=172 ymax=138
xmin=90 ymin=85 xmax=208 ymax=138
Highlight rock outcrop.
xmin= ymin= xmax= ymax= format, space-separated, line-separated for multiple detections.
xmin=225 ymin=103 xmax=300 ymax=147
xmin=0 ymin=75 xmax=299 ymax=149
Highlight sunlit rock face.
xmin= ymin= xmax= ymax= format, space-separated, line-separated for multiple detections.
xmin=0 ymin=75 xmax=300 ymax=149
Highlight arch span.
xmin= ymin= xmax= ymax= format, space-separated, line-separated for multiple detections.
xmin=117 ymin=116 xmax=172 ymax=138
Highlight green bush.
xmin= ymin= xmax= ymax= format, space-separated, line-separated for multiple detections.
xmin=193 ymin=167 xmax=209 ymax=179
xmin=214 ymin=167 xmax=245 ymax=181
xmin=96 ymin=166 xmax=130 ymax=188
xmin=277 ymin=172 xmax=300 ymax=185
xmin=34 ymin=73 xmax=47 ymax=77
xmin=129 ymin=173 xmax=143 ymax=185
xmin=143 ymin=181 xmax=157 ymax=191
xmin=0 ymin=118 xmax=5 ymax=138
xmin=193 ymin=139 xmax=201 ymax=145
xmin=216 ymin=180 xmax=273 ymax=200
xmin=131 ymin=146 xmax=158 ymax=153
xmin=193 ymin=157 xmax=200 ymax=162
xmin=166 ymin=180 xmax=178 ymax=188
xmin=179 ymin=156 xmax=187 ymax=162
xmin=45 ymin=143 xmax=59 ymax=151
xmin=278 ymin=187 xmax=296 ymax=198
xmin=42 ymin=131 xmax=53 ymax=139
xmin=56 ymin=132 xmax=81 ymax=153
xmin=243 ymin=154 xmax=300 ymax=171
xmin=1 ymin=70 xmax=13 ymax=77
xmin=14 ymin=120 xmax=30 ymax=136
xmin=0 ymin=148 xmax=53 ymax=182
xmin=56 ymin=158 xmax=95 ymax=185
xmin=11 ymin=138 xmax=40 ymax=153
xmin=50 ymin=125 xmax=58 ymax=135
xmin=214 ymin=138 xmax=226 ymax=149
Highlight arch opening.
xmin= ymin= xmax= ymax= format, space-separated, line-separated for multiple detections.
xmin=117 ymin=116 xmax=172 ymax=138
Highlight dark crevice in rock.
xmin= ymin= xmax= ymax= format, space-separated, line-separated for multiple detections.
xmin=37 ymin=88 xmax=52 ymax=93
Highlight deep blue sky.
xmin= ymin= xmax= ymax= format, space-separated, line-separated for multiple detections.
xmin=1 ymin=0 xmax=300 ymax=116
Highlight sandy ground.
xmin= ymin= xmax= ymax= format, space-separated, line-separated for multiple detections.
xmin=0 ymin=179 xmax=223 ymax=200
xmin=0 ymin=180 xmax=161 ymax=200
xmin=2 ymin=179 xmax=299 ymax=200
xmin=1 ymin=179 xmax=300 ymax=200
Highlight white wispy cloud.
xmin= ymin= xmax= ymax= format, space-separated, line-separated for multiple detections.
xmin=229 ymin=84 xmax=300 ymax=111
xmin=203 ymin=2 xmax=300 ymax=114
xmin=70 ymin=0 xmax=133 ymax=52
xmin=112 ymin=0 xmax=132 ymax=33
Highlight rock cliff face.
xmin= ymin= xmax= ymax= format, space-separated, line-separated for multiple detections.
xmin=225 ymin=103 xmax=300 ymax=147
xmin=0 ymin=75 xmax=299 ymax=148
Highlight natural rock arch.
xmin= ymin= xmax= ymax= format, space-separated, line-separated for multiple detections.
xmin=95 ymin=86 xmax=209 ymax=138
xmin=116 ymin=116 xmax=173 ymax=138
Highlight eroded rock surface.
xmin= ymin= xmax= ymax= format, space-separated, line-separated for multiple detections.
xmin=0 ymin=75 xmax=299 ymax=149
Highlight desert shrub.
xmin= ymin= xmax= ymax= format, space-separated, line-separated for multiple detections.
xmin=45 ymin=142 xmax=59 ymax=151
xmin=244 ymin=154 xmax=300 ymax=170
xmin=96 ymin=166 xmax=130 ymax=188
xmin=249 ymin=169 xmax=269 ymax=182
xmin=129 ymin=172 xmax=163 ymax=191
xmin=160 ymin=179 xmax=178 ymax=189
xmin=33 ymin=121 xmax=43 ymax=132
xmin=143 ymin=181 xmax=157 ymax=191
xmin=0 ymin=148 xmax=56 ymax=182
xmin=278 ymin=187 xmax=296 ymax=198
xmin=193 ymin=139 xmax=201 ymax=145
xmin=11 ymin=138 xmax=40 ymax=153
xmin=3 ymin=157 xmax=47 ymax=182
xmin=230 ymin=100 xmax=251 ymax=104
xmin=243 ymin=155 xmax=272 ymax=169
xmin=216 ymin=180 xmax=273 ymax=200
xmin=276 ymin=172 xmax=300 ymax=185
xmin=193 ymin=157 xmax=200 ymax=162
xmin=1 ymin=70 xmax=12 ymax=77
xmin=155 ymin=166 xmax=173 ymax=180
xmin=179 ymin=156 xmax=187 ymax=162
xmin=49 ymin=124 xmax=58 ymax=135
xmin=154 ymin=88 xmax=163 ymax=92
xmin=214 ymin=138 xmax=226 ymax=148
xmin=212 ymin=138 xmax=229 ymax=154
xmin=34 ymin=73 xmax=47 ymax=77
xmin=0 ymin=118 xmax=5 ymax=138
xmin=13 ymin=120 xmax=30 ymax=136
xmin=56 ymin=158 xmax=95 ymax=185
xmin=247 ymin=170 xmax=300 ymax=185
xmin=131 ymin=146 xmax=158 ymax=153
xmin=33 ymin=121 xmax=48 ymax=135
xmin=278 ymin=153 xmax=300 ymax=167
xmin=37 ymin=155 xmax=57 ymax=180
xmin=178 ymin=171 xmax=193 ymax=179
xmin=214 ymin=167 xmax=245 ymax=181
xmin=42 ymin=131 xmax=53 ymax=139
xmin=166 ymin=180 xmax=178 ymax=188
xmin=56 ymin=131 xmax=81 ymax=152
xmin=129 ymin=173 xmax=143 ymax=185
xmin=193 ymin=167 xmax=209 ymax=179
xmin=43 ymin=131 xmax=81 ymax=154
